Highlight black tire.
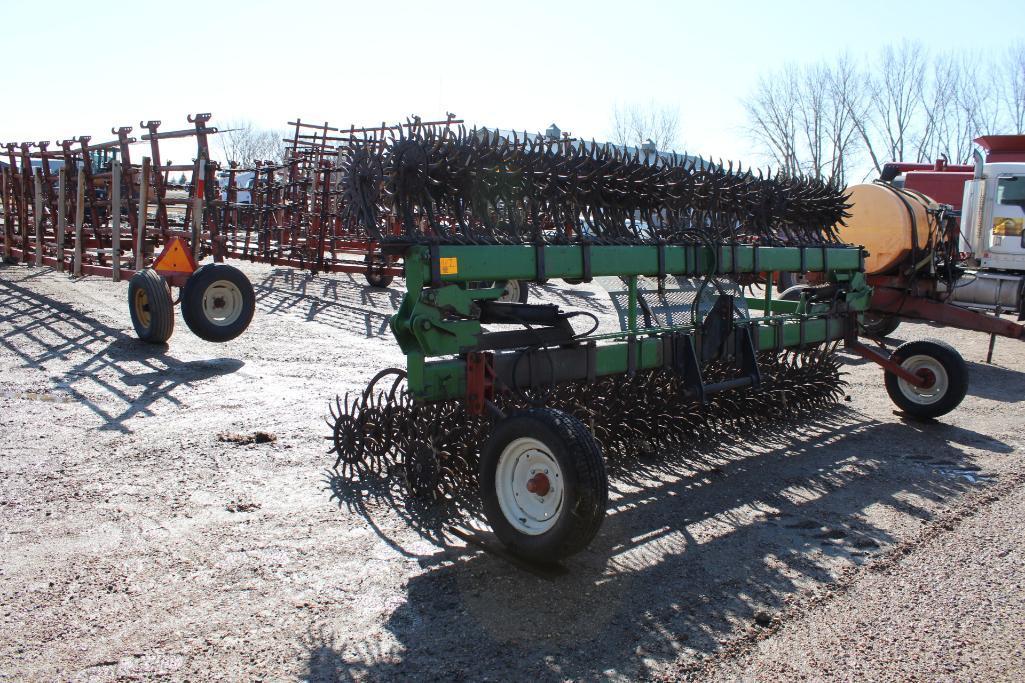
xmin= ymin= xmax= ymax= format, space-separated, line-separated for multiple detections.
xmin=128 ymin=268 xmax=174 ymax=344
xmin=884 ymin=339 xmax=968 ymax=420
xmin=364 ymin=253 xmax=394 ymax=288
xmin=860 ymin=312 xmax=901 ymax=337
xmin=180 ymin=263 xmax=255 ymax=342
xmin=479 ymin=408 xmax=607 ymax=563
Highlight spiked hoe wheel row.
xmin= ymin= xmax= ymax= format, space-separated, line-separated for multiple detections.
xmin=328 ymin=122 xmax=970 ymax=565
xmin=339 ymin=121 xmax=851 ymax=246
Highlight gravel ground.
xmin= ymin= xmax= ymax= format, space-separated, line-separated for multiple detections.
xmin=698 ymin=475 xmax=1025 ymax=681
xmin=1 ymin=260 xmax=1023 ymax=681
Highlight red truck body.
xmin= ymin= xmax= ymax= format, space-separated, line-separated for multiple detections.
xmin=880 ymin=135 xmax=1025 ymax=210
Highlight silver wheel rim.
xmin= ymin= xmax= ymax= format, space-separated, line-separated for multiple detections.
xmin=498 ymin=280 xmax=521 ymax=303
xmin=897 ymin=354 xmax=949 ymax=406
xmin=201 ymin=280 xmax=244 ymax=327
xmin=495 ymin=436 xmax=564 ymax=535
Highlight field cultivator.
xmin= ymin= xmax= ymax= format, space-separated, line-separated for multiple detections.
xmin=327 ymin=122 xmax=972 ymax=563
xmin=216 ymin=115 xmax=475 ymax=287
xmin=1 ymin=112 xmax=466 ymax=344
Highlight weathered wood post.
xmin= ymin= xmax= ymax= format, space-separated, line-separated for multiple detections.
xmin=191 ymin=151 xmax=206 ymax=262
xmin=111 ymin=160 xmax=122 ymax=281
xmin=135 ymin=156 xmax=150 ymax=270
xmin=33 ymin=169 xmax=44 ymax=266
xmin=1 ymin=169 xmax=11 ymax=261
xmin=73 ymin=167 xmax=85 ymax=276
xmin=56 ymin=168 xmax=66 ymax=271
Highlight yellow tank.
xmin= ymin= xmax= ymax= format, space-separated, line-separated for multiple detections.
xmin=838 ymin=183 xmax=937 ymax=275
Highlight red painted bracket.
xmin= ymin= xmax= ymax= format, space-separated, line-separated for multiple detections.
xmin=465 ymin=351 xmax=495 ymax=416
xmin=847 ymin=340 xmax=929 ymax=388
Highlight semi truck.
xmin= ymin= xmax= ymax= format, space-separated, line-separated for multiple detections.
xmin=815 ymin=135 xmax=1025 ymax=347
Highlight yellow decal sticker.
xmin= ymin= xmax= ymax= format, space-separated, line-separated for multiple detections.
xmin=993 ymin=217 xmax=1024 ymax=236
xmin=439 ymin=257 xmax=458 ymax=275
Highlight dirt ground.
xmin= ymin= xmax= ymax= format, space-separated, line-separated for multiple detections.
xmin=1 ymin=260 xmax=1023 ymax=682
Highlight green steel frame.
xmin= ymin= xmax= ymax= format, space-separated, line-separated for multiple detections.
xmin=388 ymin=243 xmax=871 ymax=403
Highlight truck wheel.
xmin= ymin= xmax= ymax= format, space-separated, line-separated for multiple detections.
xmin=181 ymin=263 xmax=255 ymax=342
xmin=364 ymin=253 xmax=394 ymax=288
xmin=884 ymin=339 xmax=968 ymax=420
xmin=860 ymin=312 xmax=901 ymax=337
xmin=479 ymin=408 xmax=607 ymax=563
xmin=128 ymin=268 xmax=174 ymax=344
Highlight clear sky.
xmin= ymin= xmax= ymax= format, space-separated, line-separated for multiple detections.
xmin=2 ymin=0 xmax=1019 ymax=166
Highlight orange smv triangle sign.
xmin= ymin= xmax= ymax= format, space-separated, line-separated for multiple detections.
xmin=153 ymin=237 xmax=198 ymax=275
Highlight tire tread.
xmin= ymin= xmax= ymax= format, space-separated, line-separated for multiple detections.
xmin=883 ymin=338 xmax=968 ymax=419
xmin=480 ymin=408 xmax=607 ymax=563
xmin=128 ymin=268 xmax=174 ymax=344
xmin=181 ymin=263 xmax=255 ymax=342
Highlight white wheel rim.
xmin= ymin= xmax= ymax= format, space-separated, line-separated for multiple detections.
xmin=897 ymin=354 xmax=949 ymax=405
xmin=499 ymin=280 xmax=520 ymax=303
xmin=201 ymin=280 xmax=244 ymax=327
xmin=495 ymin=437 xmax=564 ymax=535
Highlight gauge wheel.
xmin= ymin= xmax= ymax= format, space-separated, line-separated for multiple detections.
xmin=860 ymin=312 xmax=901 ymax=337
xmin=470 ymin=280 xmax=530 ymax=303
xmin=479 ymin=408 xmax=607 ymax=563
xmin=364 ymin=253 xmax=394 ymax=288
xmin=498 ymin=279 xmax=529 ymax=304
xmin=180 ymin=263 xmax=255 ymax=342
xmin=884 ymin=339 xmax=969 ymax=420
xmin=128 ymin=268 xmax=174 ymax=343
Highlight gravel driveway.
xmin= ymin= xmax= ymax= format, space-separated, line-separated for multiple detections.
xmin=1 ymin=261 xmax=1022 ymax=681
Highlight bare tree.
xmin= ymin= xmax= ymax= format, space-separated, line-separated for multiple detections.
xmin=219 ymin=119 xmax=287 ymax=166
xmin=610 ymin=101 xmax=681 ymax=152
xmin=953 ymin=53 xmax=1002 ymax=162
xmin=751 ymin=43 xmax=1013 ymax=182
xmin=745 ymin=65 xmax=801 ymax=176
xmin=1004 ymin=42 xmax=1025 ymax=133
xmin=744 ymin=60 xmax=862 ymax=183
xmin=915 ymin=52 xmax=958 ymax=162
xmin=824 ymin=54 xmax=866 ymax=185
xmin=865 ymin=42 xmax=928 ymax=170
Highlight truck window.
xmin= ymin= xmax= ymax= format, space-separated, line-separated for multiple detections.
xmin=996 ymin=176 xmax=1025 ymax=206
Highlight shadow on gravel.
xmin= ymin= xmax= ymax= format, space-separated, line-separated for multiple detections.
xmin=964 ymin=360 xmax=1025 ymax=403
xmin=315 ymin=408 xmax=995 ymax=680
xmin=253 ymin=268 xmax=401 ymax=338
xmin=892 ymin=413 xmax=1015 ymax=454
xmin=0 ymin=278 xmax=243 ymax=433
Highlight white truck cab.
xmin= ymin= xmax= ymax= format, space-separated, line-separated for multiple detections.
xmin=218 ymin=170 xmax=255 ymax=204
xmin=961 ymin=163 xmax=1025 ymax=272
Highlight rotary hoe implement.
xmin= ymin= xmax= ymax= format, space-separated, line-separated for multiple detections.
xmin=327 ymin=122 xmax=972 ymax=563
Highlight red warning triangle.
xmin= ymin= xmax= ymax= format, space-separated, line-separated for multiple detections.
xmin=153 ymin=238 xmax=198 ymax=275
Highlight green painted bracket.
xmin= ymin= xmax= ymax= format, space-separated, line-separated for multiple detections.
xmin=400 ymin=283 xmax=508 ymax=356
xmin=390 ymin=243 xmax=871 ymax=401
xmin=401 ymin=243 xmax=864 ymax=283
